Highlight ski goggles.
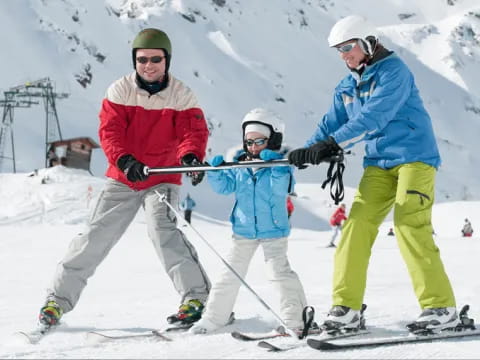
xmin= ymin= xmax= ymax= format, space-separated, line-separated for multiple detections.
xmin=244 ymin=138 xmax=269 ymax=146
xmin=336 ymin=42 xmax=358 ymax=53
xmin=136 ymin=56 xmax=165 ymax=64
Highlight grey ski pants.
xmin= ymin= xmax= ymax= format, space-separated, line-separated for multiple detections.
xmin=47 ymin=179 xmax=210 ymax=313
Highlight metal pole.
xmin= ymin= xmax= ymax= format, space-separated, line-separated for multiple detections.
xmin=147 ymin=159 xmax=290 ymax=175
xmin=154 ymin=190 xmax=296 ymax=336
xmin=146 ymin=155 xmax=343 ymax=175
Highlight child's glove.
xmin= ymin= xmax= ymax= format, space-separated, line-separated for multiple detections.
xmin=259 ymin=149 xmax=283 ymax=161
xmin=260 ymin=150 xmax=290 ymax=174
xmin=208 ymin=155 xmax=226 ymax=167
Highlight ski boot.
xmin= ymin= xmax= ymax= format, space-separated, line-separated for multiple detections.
xmin=321 ymin=303 xmax=367 ymax=335
xmin=39 ymin=300 xmax=63 ymax=327
xmin=190 ymin=312 xmax=235 ymax=335
xmin=407 ymin=305 xmax=471 ymax=335
xmin=167 ymin=299 xmax=204 ymax=325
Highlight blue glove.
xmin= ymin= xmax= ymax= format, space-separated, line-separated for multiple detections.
xmin=208 ymin=155 xmax=225 ymax=167
xmin=260 ymin=149 xmax=283 ymax=161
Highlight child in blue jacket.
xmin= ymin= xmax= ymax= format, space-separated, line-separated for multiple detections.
xmin=190 ymin=108 xmax=308 ymax=334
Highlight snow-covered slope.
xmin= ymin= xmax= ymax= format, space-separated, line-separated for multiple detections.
xmin=0 ymin=166 xmax=479 ymax=358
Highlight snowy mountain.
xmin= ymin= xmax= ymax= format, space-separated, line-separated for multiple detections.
xmin=1 ymin=0 xmax=480 ymax=202
xmin=1 ymin=166 xmax=479 ymax=358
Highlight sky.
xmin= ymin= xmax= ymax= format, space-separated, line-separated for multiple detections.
xmin=0 ymin=166 xmax=479 ymax=359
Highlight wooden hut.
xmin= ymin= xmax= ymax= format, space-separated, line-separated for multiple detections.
xmin=47 ymin=137 xmax=99 ymax=172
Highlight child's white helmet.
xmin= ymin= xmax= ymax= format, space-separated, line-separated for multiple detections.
xmin=241 ymin=108 xmax=284 ymax=151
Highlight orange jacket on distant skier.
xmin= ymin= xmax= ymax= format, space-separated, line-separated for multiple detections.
xmin=330 ymin=206 xmax=347 ymax=227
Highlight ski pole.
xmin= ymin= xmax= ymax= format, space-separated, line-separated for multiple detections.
xmin=154 ymin=190 xmax=297 ymax=337
xmin=145 ymin=154 xmax=344 ymax=175
xmin=146 ymin=159 xmax=290 ymax=175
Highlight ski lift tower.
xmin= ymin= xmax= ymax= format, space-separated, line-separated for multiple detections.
xmin=0 ymin=78 xmax=69 ymax=172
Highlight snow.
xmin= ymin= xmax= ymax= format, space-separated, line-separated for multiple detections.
xmin=0 ymin=166 xmax=479 ymax=358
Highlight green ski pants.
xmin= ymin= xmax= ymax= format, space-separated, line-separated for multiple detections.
xmin=332 ymin=162 xmax=456 ymax=310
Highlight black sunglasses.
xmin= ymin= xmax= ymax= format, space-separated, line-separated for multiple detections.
xmin=336 ymin=42 xmax=357 ymax=53
xmin=136 ymin=56 xmax=165 ymax=64
xmin=244 ymin=138 xmax=268 ymax=146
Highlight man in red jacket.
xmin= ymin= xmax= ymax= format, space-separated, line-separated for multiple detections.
xmin=328 ymin=203 xmax=348 ymax=247
xmin=38 ymin=28 xmax=211 ymax=330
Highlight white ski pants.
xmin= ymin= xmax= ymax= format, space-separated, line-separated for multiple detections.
xmin=47 ymin=179 xmax=210 ymax=312
xmin=329 ymin=225 xmax=341 ymax=245
xmin=201 ymin=236 xmax=307 ymax=329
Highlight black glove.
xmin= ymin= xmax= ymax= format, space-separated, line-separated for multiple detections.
xmin=117 ymin=155 xmax=149 ymax=182
xmin=306 ymin=137 xmax=342 ymax=165
xmin=288 ymin=148 xmax=309 ymax=168
xmin=181 ymin=153 xmax=205 ymax=186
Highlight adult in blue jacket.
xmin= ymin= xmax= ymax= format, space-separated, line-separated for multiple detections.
xmin=288 ymin=15 xmax=458 ymax=333
xmin=180 ymin=194 xmax=196 ymax=224
xmin=190 ymin=108 xmax=308 ymax=335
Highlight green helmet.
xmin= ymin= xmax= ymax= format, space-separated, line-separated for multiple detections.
xmin=132 ymin=28 xmax=172 ymax=54
xmin=132 ymin=28 xmax=172 ymax=70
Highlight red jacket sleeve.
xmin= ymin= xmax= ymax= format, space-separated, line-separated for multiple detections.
xmin=98 ymin=98 xmax=130 ymax=166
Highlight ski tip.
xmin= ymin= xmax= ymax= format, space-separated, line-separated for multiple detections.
xmin=151 ymin=330 xmax=173 ymax=341
xmin=307 ymin=338 xmax=341 ymax=350
xmin=13 ymin=331 xmax=38 ymax=345
xmin=257 ymin=341 xmax=271 ymax=348
xmin=257 ymin=340 xmax=280 ymax=352
xmin=231 ymin=331 xmax=244 ymax=340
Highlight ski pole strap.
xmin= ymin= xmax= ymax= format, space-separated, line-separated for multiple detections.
xmin=299 ymin=306 xmax=315 ymax=340
xmin=321 ymin=156 xmax=345 ymax=205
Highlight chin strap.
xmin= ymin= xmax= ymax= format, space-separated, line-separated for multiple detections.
xmin=321 ymin=153 xmax=346 ymax=205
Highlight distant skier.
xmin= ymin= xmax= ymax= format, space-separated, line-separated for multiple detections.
xmin=37 ymin=28 xmax=211 ymax=330
xmin=387 ymin=228 xmax=394 ymax=236
xmin=461 ymin=218 xmax=473 ymax=237
xmin=287 ymin=15 xmax=458 ymax=333
xmin=286 ymin=195 xmax=295 ymax=219
xmin=190 ymin=108 xmax=309 ymax=335
xmin=180 ymin=194 xmax=196 ymax=224
xmin=328 ymin=203 xmax=348 ymax=247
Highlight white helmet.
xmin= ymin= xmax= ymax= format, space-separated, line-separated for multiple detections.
xmin=241 ymin=108 xmax=283 ymax=151
xmin=328 ymin=15 xmax=378 ymax=55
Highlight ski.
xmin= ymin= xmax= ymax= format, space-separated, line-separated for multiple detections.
xmin=307 ymin=328 xmax=480 ymax=350
xmin=164 ymin=323 xmax=194 ymax=332
xmin=86 ymin=329 xmax=172 ymax=343
xmin=231 ymin=326 xmax=323 ymax=342
xmin=231 ymin=329 xmax=291 ymax=341
xmin=308 ymin=304 xmax=478 ymax=351
xmin=85 ymin=323 xmax=194 ymax=343
xmin=15 ymin=323 xmax=57 ymax=344
xmin=250 ymin=303 xmax=367 ymax=348
xmin=258 ymin=329 xmax=370 ymax=352
xmin=85 ymin=322 xmax=199 ymax=343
